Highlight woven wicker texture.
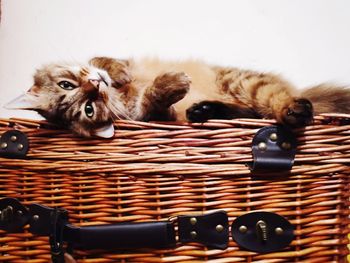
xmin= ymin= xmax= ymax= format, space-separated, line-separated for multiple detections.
xmin=0 ymin=114 xmax=349 ymax=262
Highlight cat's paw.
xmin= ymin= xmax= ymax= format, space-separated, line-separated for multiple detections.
xmin=282 ymin=98 xmax=313 ymax=127
xmin=186 ymin=101 xmax=218 ymax=122
xmin=152 ymin=72 xmax=191 ymax=107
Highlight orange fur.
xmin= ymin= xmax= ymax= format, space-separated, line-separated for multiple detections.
xmin=10 ymin=57 xmax=350 ymax=137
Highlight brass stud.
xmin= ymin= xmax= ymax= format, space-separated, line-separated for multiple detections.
xmin=216 ymin=224 xmax=224 ymax=232
xmin=258 ymin=142 xmax=267 ymax=151
xmin=281 ymin=142 xmax=291 ymax=150
xmin=33 ymin=215 xmax=39 ymax=221
xmin=190 ymin=217 xmax=197 ymax=225
xmin=1 ymin=142 xmax=7 ymax=149
xmin=17 ymin=144 xmax=24 ymax=151
xmin=10 ymin=136 xmax=17 ymax=142
xmin=190 ymin=231 xmax=197 ymax=239
xmin=275 ymin=227 xmax=284 ymax=235
xmin=269 ymin=133 xmax=277 ymax=141
xmin=239 ymin=225 xmax=248 ymax=233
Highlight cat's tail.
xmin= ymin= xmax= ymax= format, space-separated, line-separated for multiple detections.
xmin=300 ymin=84 xmax=350 ymax=115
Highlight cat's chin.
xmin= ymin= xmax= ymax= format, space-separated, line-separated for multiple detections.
xmin=93 ymin=123 xmax=115 ymax=138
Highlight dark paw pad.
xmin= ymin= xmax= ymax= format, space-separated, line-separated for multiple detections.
xmin=283 ymin=99 xmax=313 ymax=127
xmin=186 ymin=102 xmax=216 ymax=123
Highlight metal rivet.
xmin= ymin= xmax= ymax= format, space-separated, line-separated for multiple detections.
xmin=281 ymin=142 xmax=291 ymax=150
xmin=17 ymin=144 xmax=24 ymax=151
xmin=239 ymin=225 xmax=248 ymax=233
xmin=258 ymin=142 xmax=267 ymax=151
xmin=190 ymin=217 xmax=197 ymax=225
xmin=216 ymin=224 xmax=224 ymax=232
xmin=33 ymin=215 xmax=39 ymax=221
xmin=10 ymin=136 xmax=17 ymax=142
xmin=1 ymin=142 xmax=7 ymax=149
xmin=17 ymin=210 xmax=23 ymax=216
xmin=190 ymin=231 xmax=197 ymax=239
xmin=269 ymin=133 xmax=277 ymax=141
xmin=275 ymin=227 xmax=284 ymax=235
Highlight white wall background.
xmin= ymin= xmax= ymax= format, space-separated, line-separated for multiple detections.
xmin=1 ymin=0 xmax=350 ymax=119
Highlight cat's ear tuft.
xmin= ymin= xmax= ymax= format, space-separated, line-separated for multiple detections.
xmin=93 ymin=123 xmax=115 ymax=138
xmin=4 ymin=93 xmax=41 ymax=110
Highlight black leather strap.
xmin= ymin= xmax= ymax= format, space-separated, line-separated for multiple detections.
xmin=65 ymin=221 xmax=176 ymax=250
xmin=249 ymin=126 xmax=297 ymax=171
xmin=49 ymin=208 xmax=68 ymax=263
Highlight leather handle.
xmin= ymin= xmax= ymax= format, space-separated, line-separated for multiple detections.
xmin=0 ymin=198 xmax=228 ymax=251
xmin=65 ymin=221 xmax=177 ymax=250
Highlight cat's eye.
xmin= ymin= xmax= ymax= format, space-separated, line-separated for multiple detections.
xmin=85 ymin=101 xmax=94 ymax=118
xmin=58 ymin=81 xmax=77 ymax=90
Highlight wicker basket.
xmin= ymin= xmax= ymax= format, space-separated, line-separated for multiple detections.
xmin=0 ymin=114 xmax=349 ymax=262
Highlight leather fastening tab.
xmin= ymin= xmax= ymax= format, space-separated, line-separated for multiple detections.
xmin=0 ymin=130 xmax=29 ymax=159
xmin=28 ymin=203 xmax=57 ymax=235
xmin=231 ymin=211 xmax=294 ymax=253
xmin=178 ymin=211 xmax=229 ymax=249
xmin=249 ymin=126 xmax=297 ymax=171
xmin=0 ymin=198 xmax=29 ymax=232
xmin=65 ymin=221 xmax=177 ymax=250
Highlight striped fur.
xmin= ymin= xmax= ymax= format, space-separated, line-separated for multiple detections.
xmin=17 ymin=57 xmax=350 ymax=137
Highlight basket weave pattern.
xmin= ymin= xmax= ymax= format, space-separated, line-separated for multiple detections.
xmin=0 ymin=114 xmax=350 ymax=262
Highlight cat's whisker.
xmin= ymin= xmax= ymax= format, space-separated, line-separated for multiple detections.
xmin=105 ymin=100 xmax=134 ymax=122
xmin=107 ymin=103 xmax=124 ymax=121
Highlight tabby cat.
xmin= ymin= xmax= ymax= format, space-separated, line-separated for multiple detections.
xmin=6 ymin=57 xmax=350 ymax=137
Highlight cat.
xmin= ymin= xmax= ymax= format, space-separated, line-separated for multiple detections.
xmin=6 ymin=56 xmax=350 ymax=137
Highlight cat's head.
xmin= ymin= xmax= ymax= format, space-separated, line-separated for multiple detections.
xmin=6 ymin=57 xmax=132 ymax=138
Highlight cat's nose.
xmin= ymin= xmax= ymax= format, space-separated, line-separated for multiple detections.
xmin=82 ymin=79 xmax=100 ymax=93
xmin=89 ymin=79 xmax=100 ymax=89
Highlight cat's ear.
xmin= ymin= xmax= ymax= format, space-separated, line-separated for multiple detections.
xmin=5 ymin=87 xmax=42 ymax=110
xmin=93 ymin=123 xmax=115 ymax=138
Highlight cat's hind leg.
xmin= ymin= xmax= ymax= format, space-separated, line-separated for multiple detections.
xmin=215 ymin=67 xmax=314 ymax=127
xmin=279 ymin=98 xmax=313 ymax=127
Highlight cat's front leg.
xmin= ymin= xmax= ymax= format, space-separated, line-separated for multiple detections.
xmin=151 ymin=72 xmax=191 ymax=107
xmin=140 ymin=72 xmax=191 ymax=120
xmin=186 ymin=101 xmax=259 ymax=122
